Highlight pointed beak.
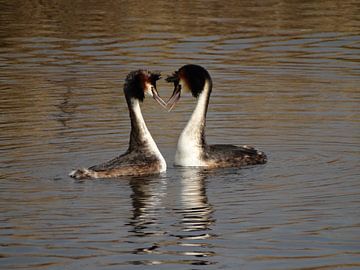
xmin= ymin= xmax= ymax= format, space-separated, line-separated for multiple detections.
xmin=151 ymin=87 xmax=167 ymax=109
xmin=166 ymin=84 xmax=181 ymax=111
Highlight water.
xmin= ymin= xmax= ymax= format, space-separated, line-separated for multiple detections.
xmin=0 ymin=1 xmax=359 ymax=269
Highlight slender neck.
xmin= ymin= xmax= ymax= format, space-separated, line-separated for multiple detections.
xmin=126 ymin=96 xmax=156 ymax=151
xmin=181 ymin=79 xmax=212 ymax=147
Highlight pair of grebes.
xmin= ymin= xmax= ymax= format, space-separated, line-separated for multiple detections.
xmin=70 ymin=64 xmax=267 ymax=179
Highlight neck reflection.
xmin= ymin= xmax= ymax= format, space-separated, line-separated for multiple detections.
xmin=173 ymin=168 xmax=216 ymax=263
xmin=178 ymin=168 xmax=214 ymax=235
xmin=127 ymin=175 xmax=167 ymax=237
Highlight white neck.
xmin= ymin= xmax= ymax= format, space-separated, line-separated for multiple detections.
xmin=130 ymin=99 xmax=166 ymax=172
xmin=175 ymin=80 xmax=211 ymax=166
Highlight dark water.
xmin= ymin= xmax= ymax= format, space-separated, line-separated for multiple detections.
xmin=1 ymin=1 xmax=359 ymax=269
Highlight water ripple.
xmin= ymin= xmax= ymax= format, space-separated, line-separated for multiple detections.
xmin=1 ymin=0 xmax=360 ymax=269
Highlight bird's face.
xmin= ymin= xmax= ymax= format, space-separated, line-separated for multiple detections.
xmin=166 ymin=64 xmax=210 ymax=111
xmin=125 ymin=70 xmax=166 ymax=108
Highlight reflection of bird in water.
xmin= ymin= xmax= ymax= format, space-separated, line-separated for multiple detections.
xmin=126 ymin=170 xmax=216 ymax=264
xmin=127 ymin=175 xmax=167 ymax=237
xmin=70 ymin=70 xmax=167 ymax=179
xmin=166 ymin=64 xmax=267 ymax=168
xmin=126 ymin=175 xmax=167 ymax=254
xmin=178 ymin=168 xmax=214 ymax=233
xmin=172 ymin=168 xmax=216 ymax=262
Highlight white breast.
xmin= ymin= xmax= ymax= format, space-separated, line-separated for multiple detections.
xmin=175 ymin=131 xmax=204 ymax=166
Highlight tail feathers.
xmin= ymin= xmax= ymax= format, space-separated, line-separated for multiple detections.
xmin=69 ymin=168 xmax=96 ymax=179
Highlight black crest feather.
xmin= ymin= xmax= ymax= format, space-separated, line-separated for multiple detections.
xmin=124 ymin=70 xmax=161 ymax=102
xmin=166 ymin=71 xmax=179 ymax=83
xmin=166 ymin=65 xmax=212 ymax=98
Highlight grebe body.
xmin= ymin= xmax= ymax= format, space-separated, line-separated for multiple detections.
xmin=166 ymin=64 xmax=267 ymax=168
xmin=70 ymin=70 xmax=167 ymax=179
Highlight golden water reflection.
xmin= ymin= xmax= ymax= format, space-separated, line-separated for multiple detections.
xmin=1 ymin=0 xmax=359 ymax=269
xmin=179 ymin=168 xmax=214 ymax=233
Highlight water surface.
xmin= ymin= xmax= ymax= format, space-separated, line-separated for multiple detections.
xmin=0 ymin=1 xmax=359 ymax=269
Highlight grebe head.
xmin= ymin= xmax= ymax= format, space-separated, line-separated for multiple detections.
xmin=166 ymin=64 xmax=212 ymax=111
xmin=124 ymin=70 xmax=167 ymax=108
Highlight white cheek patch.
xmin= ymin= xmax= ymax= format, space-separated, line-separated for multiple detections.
xmin=179 ymin=79 xmax=191 ymax=94
xmin=144 ymin=82 xmax=153 ymax=97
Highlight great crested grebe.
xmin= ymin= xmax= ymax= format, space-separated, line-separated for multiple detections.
xmin=70 ymin=70 xmax=167 ymax=179
xmin=166 ymin=64 xmax=267 ymax=168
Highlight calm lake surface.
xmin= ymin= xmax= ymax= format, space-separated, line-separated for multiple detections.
xmin=0 ymin=1 xmax=359 ymax=269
